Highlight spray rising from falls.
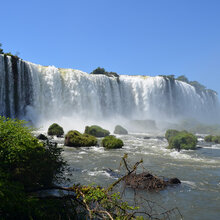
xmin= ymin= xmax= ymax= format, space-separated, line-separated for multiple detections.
xmin=0 ymin=54 xmax=219 ymax=129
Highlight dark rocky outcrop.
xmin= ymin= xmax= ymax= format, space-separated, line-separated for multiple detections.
xmin=125 ymin=172 xmax=181 ymax=191
xmin=37 ymin=134 xmax=48 ymax=140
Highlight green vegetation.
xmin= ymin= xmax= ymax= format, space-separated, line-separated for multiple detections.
xmin=165 ymin=129 xmax=197 ymax=150
xmin=64 ymin=130 xmax=97 ymax=147
xmin=165 ymin=129 xmax=180 ymax=142
xmin=0 ymin=116 xmax=66 ymax=218
xmin=0 ymin=117 xmax=178 ymax=219
xmin=114 ymin=125 xmax=128 ymax=135
xmin=47 ymin=123 xmax=64 ymax=137
xmin=102 ymin=135 xmax=124 ymax=149
xmin=159 ymin=74 xmax=217 ymax=95
xmin=0 ymin=43 xmax=20 ymax=59
xmin=176 ymin=75 xmax=189 ymax=83
xmin=0 ymin=43 xmax=3 ymax=54
xmin=204 ymin=135 xmax=214 ymax=142
xmin=204 ymin=135 xmax=220 ymax=144
xmin=212 ymin=136 xmax=220 ymax=144
xmin=84 ymin=125 xmax=110 ymax=137
xmin=91 ymin=67 xmax=119 ymax=77
xmin=159 ymin=74 xmax=175 ymax=80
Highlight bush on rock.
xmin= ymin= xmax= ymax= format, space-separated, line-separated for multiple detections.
xmin=211 ymin=135 xmax=220 ymax=144
xmin=166 ymin=131 xmax=197 ymax=150
xmin=204 ymin=135 xmax=214 ymax=142
xmin=102 ymin=135 xmax=124 ymax=149
xmin=65 ymin=130 xmax=97 ymax=147
xmin=47 ymin=123 xmax=64 ymax=137
xmin=165 ymin=129 xmax=180 ymax=142
xmin=114 ymin=125 xmax=128 ymax=135
xmin=84 ymin=125 xmax=110 ymax=137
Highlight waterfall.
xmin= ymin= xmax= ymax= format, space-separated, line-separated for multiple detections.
xmin=0 ymin=54 xmax=219 ymax=127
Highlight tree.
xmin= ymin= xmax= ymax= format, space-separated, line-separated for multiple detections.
xmin=90 ymin=67 xmax=106 ymax=75
xmin=176 ymin=75 xmax=189 ymax=83
xmin=0 ymin=43 xmax=3 ymax=54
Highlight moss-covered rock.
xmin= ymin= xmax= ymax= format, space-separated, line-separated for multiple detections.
xmin=102 ymin=135 xmax=124 ymax=149
xmin=47 ymin=123 xmax=64 ymax=137
xmin=167 ymin=131 xmax=197 ymax=150
xmin=64 ymin=130 xmax=97 ymax=147
xmin=84 ymin=125 xmax=110 ymax=137
xmin=114 ymin=125 xmax=128 ymax=135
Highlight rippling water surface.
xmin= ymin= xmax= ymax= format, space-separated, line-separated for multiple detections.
xmin=55 ymin=133 xmax=220 ymax=220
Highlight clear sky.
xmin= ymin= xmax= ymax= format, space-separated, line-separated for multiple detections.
xmin=1 ymin=0 xmax=220 ymax=94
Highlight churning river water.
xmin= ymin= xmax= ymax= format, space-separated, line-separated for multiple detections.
xmin=50 ymin=132 xmax=220 ymax=220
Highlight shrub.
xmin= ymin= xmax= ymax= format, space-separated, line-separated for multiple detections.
xmin=102 ymin=135 xmax=124 ymax=149
xmin=204 ymin=135 xmax=220 ymax=144
xmin=90 ymin=67 xmax=119 ymax=77
xmin=84 ymin=125 xmax=110 ymax=137
xmin=212 ymin=136 xmax=220 ymax=144
xmin=165 ymin=129 xmax=180 ymax=142
xmin=65 ymin=130 xmax=97 ymax=147
xmin=204 ymin=135 xmax=214 ymax=142
xmin=47 ymin=123 xmax=64 ymax=137
xmin=168 ymin=132 xmax=197 ymax=150
xmin=114 ymin=125 xmax=128 ymax=135
xmin=0 ymin=117 xmax=65 ymax=190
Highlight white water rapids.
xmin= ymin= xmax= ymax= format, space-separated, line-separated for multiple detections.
xmin=0 ymin=54 xmax=219 ymax=129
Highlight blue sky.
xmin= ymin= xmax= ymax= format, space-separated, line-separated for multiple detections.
xmin=1 ymin=0 xmax=220 ymax=94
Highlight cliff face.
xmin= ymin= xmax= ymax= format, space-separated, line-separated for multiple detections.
xmin=0 ymin=54 xmax=219 ymax=125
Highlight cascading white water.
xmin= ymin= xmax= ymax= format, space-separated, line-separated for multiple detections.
xmin=0 ymin=54 xmax=219 ymax=129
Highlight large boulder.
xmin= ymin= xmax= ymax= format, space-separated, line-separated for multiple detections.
xmin=166 ymin=130 xmax=197 ymax=151
xmin=65 ymin=130 xmax=97 ymax=147
xmin=114 ymin=125 xmax=128 ymax=135
xmin=84 ymin=125 xmax=110 ymax=137
xmin=102 ymin=135 xmax=124 ymax=149
xmin=47 ymin=123 xmax=64 ymax=137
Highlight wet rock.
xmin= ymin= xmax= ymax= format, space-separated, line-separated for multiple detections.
xmin=37 ymin=134 xmax=48 ymax=140
xmin=114 ymin=125 xmax=128 ymax=135
xmin=169 ymin=178 xmax=181 ymax=184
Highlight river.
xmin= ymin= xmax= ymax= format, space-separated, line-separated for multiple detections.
xmin=54 ymin=132 xmax=220 ymax=220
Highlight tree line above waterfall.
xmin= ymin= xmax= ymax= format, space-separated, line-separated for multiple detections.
xmin=159 ymin=74 xmax=217 ymax=95
xmin=91 ymin=66 xmax=217 ymax=95
xmin=0 ymin=43 xmax=19 ymax=59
